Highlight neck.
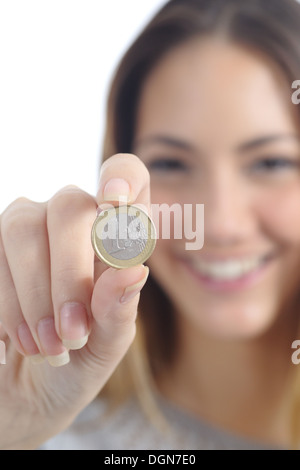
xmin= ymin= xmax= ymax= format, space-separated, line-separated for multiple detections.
xmin=156 ymin=307 xmax=298 ymax=448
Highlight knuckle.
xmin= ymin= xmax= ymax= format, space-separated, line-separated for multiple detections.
xmin=48 ymin=187 xmax=95 ymax=219
xmin=1 ymin=198 xmax=45 ymax=242
xmin=2 ymin=197 xmax=31 ymax=219
xmin=54 ymin=264 xmax=81 ymax=284
xmin=113 ymin=304 xmax=137 ymax=328
xmin=23 ymin=282 xmax=49 ymax=306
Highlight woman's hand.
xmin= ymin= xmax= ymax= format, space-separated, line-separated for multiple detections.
xmin=0 ymin=153 xmax=150 ymax=450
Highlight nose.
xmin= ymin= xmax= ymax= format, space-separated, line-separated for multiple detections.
xmin=203 ymin=168 xmax=257 ymax=248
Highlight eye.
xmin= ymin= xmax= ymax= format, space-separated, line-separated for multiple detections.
xmin=147 ymin=157 xmax=188 ymax=173
xmin=251 ymin=157 xmax=300 ymax=173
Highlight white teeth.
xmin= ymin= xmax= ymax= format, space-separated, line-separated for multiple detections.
xmin=191 ymin=257 xmax=263 ymax=281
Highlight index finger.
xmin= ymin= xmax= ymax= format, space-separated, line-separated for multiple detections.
xmin=97 ymin=153 xmax=151 ymax=210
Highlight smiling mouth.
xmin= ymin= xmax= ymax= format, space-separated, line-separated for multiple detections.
xmin=186 ymin=253 xmax=274 ymax=282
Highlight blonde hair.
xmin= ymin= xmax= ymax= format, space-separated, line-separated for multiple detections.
xmin=99 ymin=0 xmax=300 ymax=446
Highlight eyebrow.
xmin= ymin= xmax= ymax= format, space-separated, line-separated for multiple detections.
xmin=237 ymin=134 xmax=300 ymax=153
xmin=134 ymin=135 xmax=197 ymax=153
xmin=134 ymin=133 xmax=300 ymax=154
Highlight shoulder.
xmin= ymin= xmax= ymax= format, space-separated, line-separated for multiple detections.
xmin=41 ymin=393 xmax=274 ymax=450
xmin=41 ymin=395 xmax=183 ymax=450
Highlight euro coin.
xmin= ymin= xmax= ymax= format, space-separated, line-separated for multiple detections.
xmin=91 ymin=204 xmax=156 ymax=269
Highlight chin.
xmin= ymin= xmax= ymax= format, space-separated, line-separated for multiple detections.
xmin=183 ymin=300 xmax=280 ymax=340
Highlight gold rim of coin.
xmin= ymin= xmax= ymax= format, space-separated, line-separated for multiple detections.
xmin=91 ymin=204 xmax=156 ymax=269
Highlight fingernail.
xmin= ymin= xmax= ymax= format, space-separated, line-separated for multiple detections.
xmin=46 ymin=351 xmax=70 ymax=368
xmin=63 ymin=336 xmax=88 ymax=351
xmin=120 ymin=266 xmax=149 ymax=304
xmin=17 ymin=321 xmax=40 ymax=356
xmin=37 ymin=316 xmax=67 ymax=357
xmin=59 ymin=302 xmax=89 ymax=351
xmin=102 ymin=178 xmax=131 ymax=202
xmin=37 ymin=316 xmax=69 ymax=368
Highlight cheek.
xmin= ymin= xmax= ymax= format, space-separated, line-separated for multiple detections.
xmin=258 ymin=187 xmax=300 ymax=244
xmin=148 ymin=232 xmax=179 ymax=271
xmin=147 ymin=239 xmax=175 ymax=296
xmin=262 ymin=188 xmax=300 ymax=301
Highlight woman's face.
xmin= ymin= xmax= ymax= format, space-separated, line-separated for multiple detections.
xmin=134 ymin=37 xmax=300 ymax=339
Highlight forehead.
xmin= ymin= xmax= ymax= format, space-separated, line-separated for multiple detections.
xmin=135 ymin=37 xmax=298 ymax=145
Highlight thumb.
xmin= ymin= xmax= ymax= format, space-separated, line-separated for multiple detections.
xmin=74 ymin=264 xmax=149 ymax=382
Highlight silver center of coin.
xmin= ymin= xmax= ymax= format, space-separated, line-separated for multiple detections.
xmin=100 ymin=213 xmax=148 ymax=260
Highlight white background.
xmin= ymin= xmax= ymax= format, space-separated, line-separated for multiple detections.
xmin=0 ymin=0 xmax=166 ymax=212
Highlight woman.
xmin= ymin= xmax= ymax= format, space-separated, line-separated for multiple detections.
xmin=0 ymin=0 xmax=300 ymax=450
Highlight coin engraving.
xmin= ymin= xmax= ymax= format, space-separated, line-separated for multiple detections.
xmin=102 ymin=214 xmax=147 ymax=260
xmin=91 ymin=205 xmax=156 ymax=269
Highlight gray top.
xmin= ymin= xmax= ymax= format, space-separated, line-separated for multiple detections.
xmin=42 ymin=392 xmax=280 ymax=450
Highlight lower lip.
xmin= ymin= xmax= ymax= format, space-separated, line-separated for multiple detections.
xmin=181 ymin=258 xmax=272 ymax=293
